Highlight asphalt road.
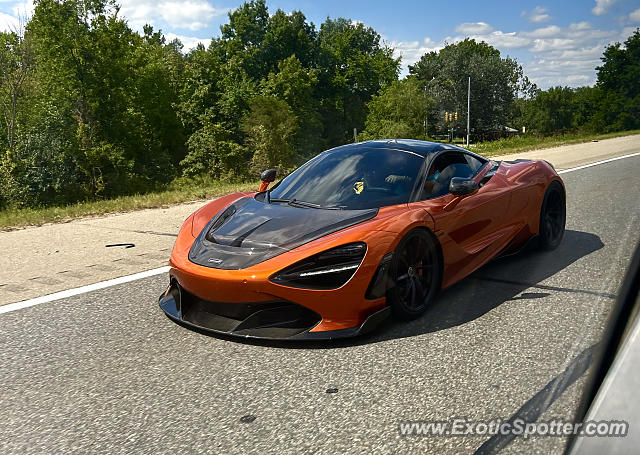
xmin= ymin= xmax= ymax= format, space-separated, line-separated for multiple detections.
xmin=1 ymin=155 xmax=639 ymax=455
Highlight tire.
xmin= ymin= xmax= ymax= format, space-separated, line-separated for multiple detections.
xmin=387 ymin=229 xmax=442 ymax=320
xmin=538 ymin=180 xmax=566 ymax=251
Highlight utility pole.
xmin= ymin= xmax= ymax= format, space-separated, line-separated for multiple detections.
xmin=466 ymin=76 xmax=471 ymax=147
xmin=353 ymin=128 xmax=357 ymax=143
xmin=424 ymin=85 xmax=428 ymax=140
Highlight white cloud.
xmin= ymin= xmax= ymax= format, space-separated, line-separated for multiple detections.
xmin=118 ymin=0 xmax=230 ymax=31
xmin=620 ymin=26 xmax=638 ymax=39
xmin=391 ymin=37 xmax=442 ymax=69
xmin=396 ymin=20 xmax=629 ymax=88
xmin=160 ymin=1 xmax=229 ymax=30
xmin=165 ymin=32 xmax=212 ymax=51
xmin=0 ymin=11 xmax=19 ymax=32
xmin=570 ymin=21 xmax=592 ymax=31
xmin=522 ymin=23 xmax=622 ymax=87
xmin=478 ymin=30 xmax=531 ymax=49
xmin=592 ymin=0 xmax=618 ymax=16
xmin=528 ymin=25 xmax=561 ymax=38
xmin=529 ymin=38 xmax=577 ymax=52
xmin=521 ymin=6 xmax=551 ymax=23
xmin=11 ymin=0 xmax=34 ymax=18
xmin=454 ymin=22 xmax=493 ymax=34
xmin=527 ymin=6 xmax=551 ymax=23
xmin=445 ymin=30 xmax=531 ymax=50
xmin=566 ymin=74 xmax=591 ymax=83
xmin=629 ymin=8 xmax=640 ymax=22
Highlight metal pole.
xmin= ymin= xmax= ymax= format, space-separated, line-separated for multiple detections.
xmin=354 ymin=128 xmax=357 ymax=143
xmin=466 ymin=76 xmax=471 ymax=146
xmin=424 ymin=86 xmax=428 ymax=140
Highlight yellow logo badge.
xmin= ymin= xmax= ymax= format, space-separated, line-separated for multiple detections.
xmin=354 ymin=181 xmax=364 ymax=194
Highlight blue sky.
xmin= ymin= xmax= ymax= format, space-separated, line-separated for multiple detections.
xmin=2 ymin=0 xmax=639 ymax=88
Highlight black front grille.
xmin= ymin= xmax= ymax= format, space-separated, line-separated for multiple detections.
xmin=179 ymin=286 xmax=321 ymax=338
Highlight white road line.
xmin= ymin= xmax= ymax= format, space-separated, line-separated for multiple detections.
xmin=0 ymin=266 xmax=169 ymax=315
xmin=557 ymin=152 xmax=640 ymax=174
xmin=1 ymin=150 xmax=639 ymax=316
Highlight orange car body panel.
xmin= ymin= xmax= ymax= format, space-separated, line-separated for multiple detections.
xmin=168 ymin=158 xmax=562 ymax=333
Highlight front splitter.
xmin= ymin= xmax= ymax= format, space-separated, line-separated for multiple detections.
xmin=159 ymin=289 xmax=390 ymax=341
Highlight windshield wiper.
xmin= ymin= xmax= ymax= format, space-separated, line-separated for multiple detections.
xmin=270 ymin=198 xmax=320 ymax=208
xmin=269 ymin=198 xmax=343 ymax=210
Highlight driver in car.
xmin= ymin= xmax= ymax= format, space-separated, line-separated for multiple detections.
xmin=423 ymin=167 xmax=441 ymax=196
xmin=385 ymin=167 xmax=441 ymax=197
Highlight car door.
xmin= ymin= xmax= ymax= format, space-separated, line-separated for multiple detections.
xmin=411 ymin=150 xmax=515 ymax=287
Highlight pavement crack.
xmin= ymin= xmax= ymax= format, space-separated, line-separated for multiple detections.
xmin=86 ymin=264 xmax=116 ymax=271
xmin=79 ymin=223 xmax=177 ymax=237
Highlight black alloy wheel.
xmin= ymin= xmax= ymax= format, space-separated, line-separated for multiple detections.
xmin=539 ymin=180 xmax=566 ymax=251
xmin=387 ymin=229 xmax=442 ymax=320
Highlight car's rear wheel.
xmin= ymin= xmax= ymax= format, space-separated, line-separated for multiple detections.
xmin=387 ymin=229 xmax=442 ymax=320
xmin=539 ymin=180 xmax=566 ymax=250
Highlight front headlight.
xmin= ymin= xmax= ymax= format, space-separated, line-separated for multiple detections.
xmin=270 ymin=242 xmax=367 ymax=290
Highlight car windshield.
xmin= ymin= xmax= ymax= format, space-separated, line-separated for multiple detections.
xmin=268 ymin=147 xmax=424 ymax=210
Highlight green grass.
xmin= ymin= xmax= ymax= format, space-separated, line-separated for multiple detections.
xmin=469 ymin=129 xmax=640 ymax=157
xmin=1 ymin=129 xmax=638 ymax=231
xmin=0 ymin=180 xmax=256 ymax=231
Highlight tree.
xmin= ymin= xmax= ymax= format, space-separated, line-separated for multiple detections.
xmin=242 ymin=95 xmax=298 ymax=173
xmin=177 ymin=43 xmax=223 ymax=138
xmin=361 ymin=78 xmax=432 ymax=139
xmin=0 ymin=27 xmax=33 ymax=153
xmin=0 ymin=104 xmax=80 ymax=207
xmin=522 ymin=87 xmax=576 ymax=134
xmin=571 ymin=86 xmax=601 ymax=129
xmin=261 ymin=10 xmax=316 ymax=73
xmin=316 ymin=18 xmax=399 ymax=145
xmin=219 ymin=0 xmax=269 ymax=80
xmin=513 ymin=29 xmax=640 ymax=135
xmin=14 ymin=0 xmax=638 ymax=211
xmin=178 ymin=6 xmax=399 ymax=176
xmin=25 ymin=0 xmax=182 ymax=198
xmin=592 ymin=28 xmax=640 ymax=131
xmin=130 ymin=27 xmax=186 ymax=169
xmin=213 ymin=55 xmax=259 ymax=137
xmin=181 ymin=121 xmax=247 ymax=180
xmin=263 ymin=55 xmax=322 ymax=159
xmin=410 ymin=39 xmax=534 ymax=137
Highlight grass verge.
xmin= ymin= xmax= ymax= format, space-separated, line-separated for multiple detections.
xmin=0 ymin=180 xmax=255 ymax=231
xmin=1 ymin=129 xmax=638 ymax=231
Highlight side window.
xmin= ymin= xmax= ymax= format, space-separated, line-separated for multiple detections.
xmin=465 ymin=154 xmax=486 ymax=174
xmin=420 ymin=152 xmax=474 ymax=199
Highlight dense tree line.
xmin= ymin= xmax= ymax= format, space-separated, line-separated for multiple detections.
xmin=362 ymin=39 xmax=535 ymax=140
xmin=0 ymin=0 xmax=637 ymax=210
xmin=361 ymin=31 xmax=640 ymax=140
xmin=0 ymin=0 xmax=398 ymax=208
xmin=514 ymin=30 xmax=640 ymax=134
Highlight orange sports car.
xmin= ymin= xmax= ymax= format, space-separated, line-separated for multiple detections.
xmin=159 ymin=140 xmax=565 ymax=340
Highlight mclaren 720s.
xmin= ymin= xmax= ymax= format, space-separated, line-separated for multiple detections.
xmin=159 ymin=139 xmax=566 ymax=340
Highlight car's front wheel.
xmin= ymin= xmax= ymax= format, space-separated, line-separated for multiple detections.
xmin=387 ymin=229 xmax=442 ymax=320
xmin=539 ymin=180 xmax=566 ymax=250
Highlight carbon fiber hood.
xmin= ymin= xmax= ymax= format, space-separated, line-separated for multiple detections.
xmin=188 ymin=197 xmax=378 ymax=270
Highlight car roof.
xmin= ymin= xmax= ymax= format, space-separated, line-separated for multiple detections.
xmin=325 ymin=139 xmax=471 ymax=158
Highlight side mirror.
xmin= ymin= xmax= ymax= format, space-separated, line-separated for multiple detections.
xmin=259 ymin=169 xmax=277 ymax=192
xmin=449 ymin=177 xmax=478 ymax=196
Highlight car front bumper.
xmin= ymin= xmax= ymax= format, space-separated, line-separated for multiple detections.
xmin=158 ymin=281 xmax=390 ymax=340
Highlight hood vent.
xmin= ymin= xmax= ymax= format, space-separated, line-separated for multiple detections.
xmin=189 ymin=196 xmax=378 ymax=270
